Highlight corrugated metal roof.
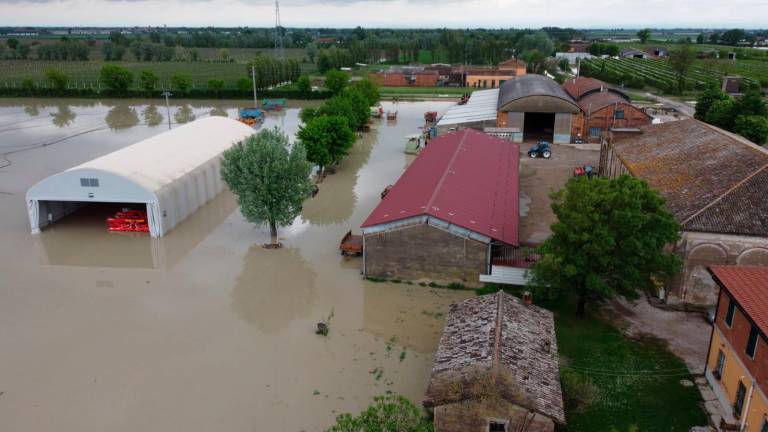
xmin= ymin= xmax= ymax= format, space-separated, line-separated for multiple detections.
xmin=709 ymin=266 xmax=768 ymax=336
xmin=435 ymin=89 xmax=499 ymax=127
xmin=497 ymin=74 xmax=578 ymax=111
xmin=361 ymin=129 xmax=519 ymax=246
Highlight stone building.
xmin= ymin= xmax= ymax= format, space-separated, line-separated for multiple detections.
xmin=599 ymin=119 xmax=768 ymax=306
xmin=705 ymin=266 xmax=768 ymax=431
xmin=423 ymin=292 xmax=565 ymax=432
xmin=360 ymin=129 xmax=520 ymax=284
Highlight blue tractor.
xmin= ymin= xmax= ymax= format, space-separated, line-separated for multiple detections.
xmin=528 ymin=141 xmax=552 ymax=159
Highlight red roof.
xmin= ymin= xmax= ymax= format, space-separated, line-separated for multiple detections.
xmin=361 ymin=129 xmax=520 ymax=246
xmin=562 ymin=77 xmax=608 ymax=100
xmin=710 ymin=266 xmax=768 ymax=335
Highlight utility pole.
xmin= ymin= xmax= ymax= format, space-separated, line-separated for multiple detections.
xmin=161 ymin=90 xmax=172 ymax=130
xmin=274 ymin=0 xmax=285 ymax=61
xmin=251 ymin=66 xmax=258 ymax=108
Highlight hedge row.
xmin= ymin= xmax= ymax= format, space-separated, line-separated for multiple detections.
xmin=0 ymin=87 xmax=333 ymax=100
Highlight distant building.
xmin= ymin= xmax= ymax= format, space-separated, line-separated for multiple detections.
xmin=705 ymin=266 xmax=768 ymax=432
xmin=423 ymin=291 xmax=565 ymax=432
xmin=647 ymin=47 xmax=669 ymax=58
xmin=568 ymin=39 xmax=590 ymax=53
xmin=555 ymin=52 xmax=594 ymax=65
xmin=599 ymin=119 xmax=768 ymax=305
xmin=722 ymin=76 xmax=743 ymax=95
xmin=371 ymin=66 xmax=439 ymax=87
xmin=619 ymin=48 xmax=649 ymax=59
xmin=464 ymin=59 xmax=526 ymax=89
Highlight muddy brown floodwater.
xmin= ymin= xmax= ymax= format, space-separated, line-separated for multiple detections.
xmin=0 ymin=98 xmax=473 ymax=432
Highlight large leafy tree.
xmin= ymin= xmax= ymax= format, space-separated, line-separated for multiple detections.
xmin=326 ymin=394 xmax=432 ymax=432
xmin=669 ymin=44 xmax=695 ymax=94
xmin=100 ymin=64 xmax=134 ymax=94
xmin=350 ymin=79 xmax=380 ymax=106
xmin=530 ymin=176 xmax=681 ymax=316
xmin=298 ymin=115 xmax=355 ymax=179
xmin=734 ymin=115 xmax=768 ymax=145
xmin=694 ymin=85 xmax=730 ymax=121
xmin=221 ymin=128 xmax=313 ymax=247
xmin=324 ymin=69 xmax=350 ymax=95
xmin=637 ymin=28 xmax=652 ymax=44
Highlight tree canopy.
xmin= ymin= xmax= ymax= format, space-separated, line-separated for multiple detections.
xmin=637 ymin=28 xmax=652 ymax=44
xmin=668 ymin=44 xmax=695 ymax=94
xmin=221 ymin=128 xmax=313 ymax=246
xmin=325 ymin=394 xmax=432 ymax=432
xmin=324 ymin=70 xmax=350 ymax=95
xmin=297 ymin=115 xmax=355 ymax=178
xmin=529 ymin=175 xmax=681 ymax=315
xmin=139 ymin=70 xmax=159 ymax=93
xmin=695 ymin=86 xmax=768 ymax=144
xmin=100 ymin=64 xmax=134 ymax=94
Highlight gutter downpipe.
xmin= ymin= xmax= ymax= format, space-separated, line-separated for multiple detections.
xmin=362 ymin=234 xmax=367 ymax=277
xmin=740 ymin=381 xmax=754 ymax=431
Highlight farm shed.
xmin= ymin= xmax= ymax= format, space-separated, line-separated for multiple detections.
xmin=361 ymin=129 xmax=523 ymax=285
xmin=619 ymin=48 xmax=649 ymax=59
xmin=423 ymin=291 xmax=565 ymax=432
xmin=576 ymin=91 xmax=652 ymax=142
xmin=600 ymin=119 xmax=768 ymax=306
xmin=26 ymin=117 xmax=254 ymax=238
xmin=435 ymin=89 xmax=500 ymax=135
xmin=495 ymin=75 xmax=580 ymax=144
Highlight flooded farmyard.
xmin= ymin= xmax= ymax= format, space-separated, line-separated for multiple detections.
xmin=0 ymin=98 xmax=472 ymax=432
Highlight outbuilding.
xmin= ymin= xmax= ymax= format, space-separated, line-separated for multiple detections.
xmin=361 ymin=129 xmax=523 ymax=285
xmin=495 ymin=75 xmax=581 ymax=144
xmin=26 ymin=116 xmax=255 ymax=238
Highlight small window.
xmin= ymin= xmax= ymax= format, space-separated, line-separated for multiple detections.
xmin=79 ymin=177 xmax=99 ymax=187
xmin=746 ymin=325 xmax=759 ymax=358
xmin=761 ymin=419 xmax=768 ymax=432
xmin=615 ymin=109 xmax=625 ymax=119
xmin=715 ymin=350 xmax=725 ymax=379
xmin=725 ymin=299 xmax=736 ymax=327
xmin=734 ymin=381 xmax=747 ymax=417
xmin=488 ymin=421 xmax=507 ymax=432
xmin=589 ymin=127 xmax=602 ymax=137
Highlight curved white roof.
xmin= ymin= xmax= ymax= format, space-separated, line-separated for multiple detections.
xmin=71 ymin=116 xmax=255 ymax=194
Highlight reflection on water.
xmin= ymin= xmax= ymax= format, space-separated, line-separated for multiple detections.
xmin=105 ymin=104 xmax=140 ymax=130
xmin=142 ymin=104 xmax=164 ymax=127
xmin=231 ymin=245 xmax=317 ymax=333
xmin=50 ymin=103 xmax=76 ymax=128
xmin=209 ymin=106 xmax=228 ymax=118
xmin=174 ymin=104 xmax=196 ymax=124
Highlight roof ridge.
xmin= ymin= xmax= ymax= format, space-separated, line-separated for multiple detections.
xmin=424 ymin=130 xmax=470 ymax=212
xmin=682 ymin=164 xmax=768 ymax=226
xmin=492 ymin=291 xmax=503 ymax=381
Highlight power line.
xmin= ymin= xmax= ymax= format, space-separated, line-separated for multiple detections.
xmin=274 ymin=0 xmax=285 ymax=61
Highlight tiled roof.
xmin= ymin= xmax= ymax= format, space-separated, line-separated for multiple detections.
xmin=612 ymin=119 xmax=768 ymax=234
xmin=361 ymin=129 xmax=520 ymax=246
xmin=423 ymin=292 xmax=565 ymax=423
xmin=577 ymin=91 xmax=630 ymax=113
xmin=709 ymin=266 xmax=768 ymax=335
xmin=562 ymin=77 xmax=606 ymax=100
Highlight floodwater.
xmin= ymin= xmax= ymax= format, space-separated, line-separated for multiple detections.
xmin=0 ymin=98 xmax=472 ymax=431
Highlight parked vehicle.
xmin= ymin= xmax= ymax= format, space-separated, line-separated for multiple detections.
xmin=573 ymin=164 xmax=596 ymax=178
xmin=528 ymin=141 xmax=552 ymax=159
xmin=262 ymin=98 xmax=286 ymax=111
xmin=238 ymin=108 xmax=263 ymax=126
xmin=106 ymin=209 xmax=149 ymax=233
xmin=424 ymin=111 xmax=438 ymax=123
xmin=386 ymin=110 xmax=398 ymax=120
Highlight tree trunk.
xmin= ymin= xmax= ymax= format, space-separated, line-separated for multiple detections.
xmin=576 ymin=292 xmax=586 ymax=317
xmin=269 ymin=221 xmax=278 ymax=246
xmin=317 ymin=165 xmax=325 ymax=182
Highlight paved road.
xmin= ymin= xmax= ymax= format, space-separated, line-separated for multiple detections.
xmin=645 ymin=92 xmax=696 ymax=117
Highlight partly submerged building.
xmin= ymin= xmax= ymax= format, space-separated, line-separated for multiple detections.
xmin=423 ymin=291 xmax=565 ymax=432
xmin=26 ymin=117 xmax=255 ymax=238
xmin=361 ymin=129 xmax=526 ymax=285
xmin=600 ymin=119 xmax=768 ymax=305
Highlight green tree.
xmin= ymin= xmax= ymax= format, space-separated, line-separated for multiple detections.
xmin=637 ymin=28 xmax=652 ymax=44
xmin=221 ymin=128 xmax=312 ymax=247
xmin=305 ymin=42 xmax=318 ymax=63
xmin=236 ymin=77 xmax=252 ymax=93
xmin=604 ymin=44 xmax=620 ymax=57
xmin=44 ymin=68 xmax=69 ymax=93
xmin=296 ymin=75 xmax=312 ymax=94
xmin=515 ymin=31 xmax=554 ymax=57
xmin=100 ymin=64 xmax=134 ymax=94
xmin=734 ymin=115 xmax=768 ymax=145
xmin=694 ymin=86 xmax=730 ymax=121
xmin=522 ymin=49 xmax=547 ymax=73
xmin=20 ymin=77 xmax=35 ymax=94
xmin=733 ymin=90 xmax=768 ymax=118
xmin=705 ymin=99 xmax=736 ymax=130
xmin=139 ymin=70 xmax=159 ymax=93
xmin=696 ymin=33 xmax=706 ymax=44
xmin=207 ymin=78 xmax=225 ymax=95
xmin=299 ymin=107 xmax=317 ymax=124
xmin=529 ymin=176 xmax=681 ymax=316
xmin=6 ymin=38 xmax=19 ymax=51
xmin=350 ymin=79 xmax=380 ymax=106
xmin=668 ymin=44 xmax=695 ymax=93
xmin=324 ymin=70 xmax=349 ymax=95
xmin=325 ymin=394 xmax=432 ymax=432
xmin=298 ymin=115 xmax=355 ymax=179
xmin=170 ymin=74 xmax=193 ymax=93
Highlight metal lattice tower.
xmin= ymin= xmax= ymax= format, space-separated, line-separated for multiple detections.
xmin=274 ymin=0 xmax=285 ymax=61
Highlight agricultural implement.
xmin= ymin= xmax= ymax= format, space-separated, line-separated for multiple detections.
xmin=339 ymin=230 xmax=363 ymax=257
xmin=238 ymin=108 xmax=263 ymax=126
xmin=424 ymin=111 xmax=438 ymax=123
xmin=371 ymin=107 xmax=384 ymax=118
xmin=106 ymin=209 xmax=149 ymax=233
xmin=574 ymin=164 xmax=596 ymax=178
xmin=262 ymin=98 xmax=287 ymax=111
xmin=386 ymin=111 xmax=398 ymax=120
xmin=458 ymin=93 xmax=470 ymax=105
xmin=405 ymin=133 xmax=423 ymax=155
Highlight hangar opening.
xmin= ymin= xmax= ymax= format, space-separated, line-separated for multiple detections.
xmin=497 ymin=75 xmax=580 ymax=144
xmin=26 ymin=116 xmax=255 ymax=238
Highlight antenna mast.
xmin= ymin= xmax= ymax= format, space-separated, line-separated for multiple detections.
xmin=274 ymin=0 xmax=285 ymax=61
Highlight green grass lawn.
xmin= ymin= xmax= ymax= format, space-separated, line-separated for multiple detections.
xmin=477 ymin=286 xmax=707 ymax=431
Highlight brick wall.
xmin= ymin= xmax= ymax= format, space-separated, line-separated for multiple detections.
xmin=381 ymin=73 xmax=438 ymax=87
xmin=434 ymin=401 xmax=555 ymax=432
xmin=714 ymin=288 xmax=768 ymax=398
xmin=364 ymin=223 xmax=487 ymax=283
xmin=582 ymin=103 xmax=651 ymax=142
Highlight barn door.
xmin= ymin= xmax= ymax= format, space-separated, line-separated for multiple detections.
xmin=553 ymin=113 xmax=573 ymax=144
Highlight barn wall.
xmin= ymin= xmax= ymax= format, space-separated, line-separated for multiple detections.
xmin=582 ymin=102 xmax=651 ymax=143
xmin=434 ymin=401 xmax=555 ymax=432
xmin=364 ymin=223 xmax=487 ymax=283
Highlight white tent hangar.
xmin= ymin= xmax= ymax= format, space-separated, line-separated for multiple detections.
xmin=26 ymin=116 xmax=255 ymax=237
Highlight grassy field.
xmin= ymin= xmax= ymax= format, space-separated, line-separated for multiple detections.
xmin=0 ymin=60 xmax=252 ymax=90
xmin=476 ymin=286 xmax=707 ymax=431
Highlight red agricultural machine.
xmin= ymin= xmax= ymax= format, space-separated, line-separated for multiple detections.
xmin=106 ymin=209 xmax=149 ymax=233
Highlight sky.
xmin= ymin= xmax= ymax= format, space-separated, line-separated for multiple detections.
xmin=0 ymin=0 xmax=766 ymax=29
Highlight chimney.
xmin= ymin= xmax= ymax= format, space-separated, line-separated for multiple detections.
xmin=522 ymin=291 xmax=533 ymax=305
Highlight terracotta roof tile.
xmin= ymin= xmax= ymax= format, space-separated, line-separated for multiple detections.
xmin=709 ymin=266 xmax=768 ymax=335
